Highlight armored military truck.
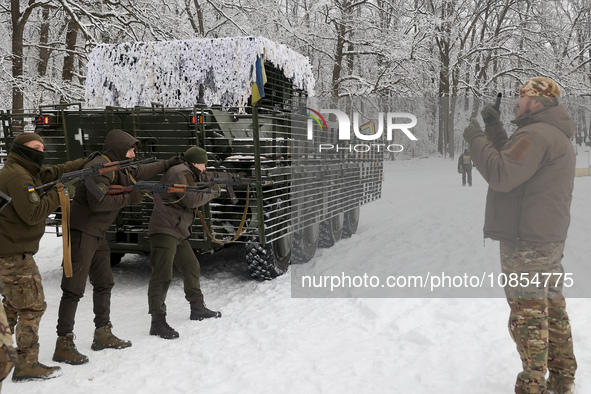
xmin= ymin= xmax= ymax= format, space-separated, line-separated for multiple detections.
xmin=0 ymin=37 xmax=383 ymax=280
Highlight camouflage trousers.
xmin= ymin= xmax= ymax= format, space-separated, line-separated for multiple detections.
xmin=0 ymin=254 xmax=47 ymax=364
xmin=0 ymin=303 xmax=17 ymax=387
xmin=500 ymin=241 xmax=577 ymax=394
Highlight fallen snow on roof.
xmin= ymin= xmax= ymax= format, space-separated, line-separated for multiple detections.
xmin=85 ymin=36 xmax=315 ymax=109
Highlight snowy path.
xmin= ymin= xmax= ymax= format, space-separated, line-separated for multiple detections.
xmin=4 ymin=156 xmax=590 ymax=394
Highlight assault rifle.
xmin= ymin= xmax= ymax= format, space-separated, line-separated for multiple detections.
xmin=33 ymin=157 xmax=157 ymax=200
xmin=108 ymin=177 xmax=273 ymax=212
xmin=192 ymin=177 xmax=275 ymax=204
xmin=108 ymin=181 xmax=215 ymax=213
xmin=0 ymin=191 xmax=11 ymax=213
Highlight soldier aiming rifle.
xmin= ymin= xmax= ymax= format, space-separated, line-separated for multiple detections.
xmin=53 ymin=129 xmax=183 ymax=366
xmin=146 ymin=146 xmax=240 ymax=340
xmin=0 ymin=132 xmax=97 ymax=382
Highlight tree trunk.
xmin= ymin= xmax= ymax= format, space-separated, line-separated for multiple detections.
xmin=61 ymin=18 xmax=79 ymax=103
xmin=11 ymin=0 xmax=25 ymax=113
xmin=332 ymin=27 xmax=345 ymax=97
xmin=38 ymin=6 xmax=51 ymax=79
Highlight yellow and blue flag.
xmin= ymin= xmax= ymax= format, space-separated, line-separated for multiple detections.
xmin=251 ymin=56 xmax=267 ymax=105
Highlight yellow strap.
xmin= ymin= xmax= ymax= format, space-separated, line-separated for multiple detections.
xmin=57 ymin=184 xmax=73 ymax=278
xmin=194 ymin=187 xmax=250 ymax=245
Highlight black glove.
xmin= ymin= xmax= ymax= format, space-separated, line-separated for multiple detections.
xmin=167 ymin=155 xmax=184 ymax=168
xmin=128 ymin=190 xmax=144 ymax=205
xmin=84 ymin=151 xmax=102 ymax=164
xmin=481 ymin=103 xmax=500 ymax=126
xmin=463 ymin=119 xmax=486 ymax=145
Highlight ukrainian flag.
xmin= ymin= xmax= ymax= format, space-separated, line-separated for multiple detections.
xmin=251 ymin=56 xmax=267 ymax=105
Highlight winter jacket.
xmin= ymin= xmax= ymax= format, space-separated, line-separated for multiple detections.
xmin=147 ymin=163 xmax=234 ymax=240
xmin=457 ymin=154 xmax=473 ymax=171
xmin=0 ymin=152 xmax=84 ymax=257
xmin=70 ymin=129 xmax=170 ymax=238
xmin=469 ymin=104 xmax=575 ymax=243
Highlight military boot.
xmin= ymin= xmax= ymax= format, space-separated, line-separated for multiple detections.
xmin=91 ymin=322 xmax=132 ymax=351
xmin=53 ymin=333 xmax=89 ymax=365
xmin=150 ymin=314 xmax=179 ymax=339
xmin=548 ymin=375 xmax=575 ymax=394
xmin=190 ymin=294 xmax=221 ymax=321
xmin=12 ymin=361 xmax=62 ymax=382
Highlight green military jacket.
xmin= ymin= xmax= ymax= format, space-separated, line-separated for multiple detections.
xmin=0 ymin=152 xmax=84 ymax=257
xmin=69 ymin=129 xmax=170 ymax=238
xmin=147 ymin=163 xmax=234 ymax=240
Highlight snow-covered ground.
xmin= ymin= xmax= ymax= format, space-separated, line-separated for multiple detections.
xmin=4 ymin=151 xmax=591 ymax=394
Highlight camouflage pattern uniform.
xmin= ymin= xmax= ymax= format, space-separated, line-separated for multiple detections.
xmin=501 ymin=241 xmax=576 ymax=394
xmin=0 ymin=254 xmax=45 ymax=365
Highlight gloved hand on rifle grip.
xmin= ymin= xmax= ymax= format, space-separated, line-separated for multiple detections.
xmin=63 ymin=177 xmax=80 ymax=198
xmin=128 ymin=190 xmax=144 ymax=205
xmin=481 ymin=103 xmax=501 ymax=126
xmin=84 ymin=151 xmax=102 ymax=164
xmin=210 ymin=184 xmax=222 ymax=198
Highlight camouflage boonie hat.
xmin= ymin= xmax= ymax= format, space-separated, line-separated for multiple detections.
xmin=519 ymin=76 xmax=561 ymax=106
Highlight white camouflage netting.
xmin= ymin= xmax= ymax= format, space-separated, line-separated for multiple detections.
xmin=85 ymin=36 xmax=315 ymax=109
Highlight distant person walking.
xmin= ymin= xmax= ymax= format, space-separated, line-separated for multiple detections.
xmin=457 ymin=148 xmax=473 ymax=186
xmin=463 ymin=77 xmax=577 ymax=394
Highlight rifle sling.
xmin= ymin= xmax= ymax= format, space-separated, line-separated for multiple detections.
xmin=56 ymin=184 xmax=73 ymax=278
xmin=195 ymin=186 xmax=250 ymax=245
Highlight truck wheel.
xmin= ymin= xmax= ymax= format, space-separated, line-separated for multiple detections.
xmin=341 ymin=207 xmax=360 ymax=238
xmin=110 ymin=253 xmax=125 ymax=266
xmin=292 ymin=221 xmax=319 ymax=264
xmin=245 ymin=196 xmax=292 ymax=280
xmin=246 ymin=231 xmax=291 ymax=280
xmin=318 ymin=212 xmax=344 ymax=248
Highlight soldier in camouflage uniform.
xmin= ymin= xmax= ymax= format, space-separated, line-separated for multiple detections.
xmin=0 ymin=133 xmax=88 ymax=382
xmin=463 ymin=77 xmax=577 ymax=394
